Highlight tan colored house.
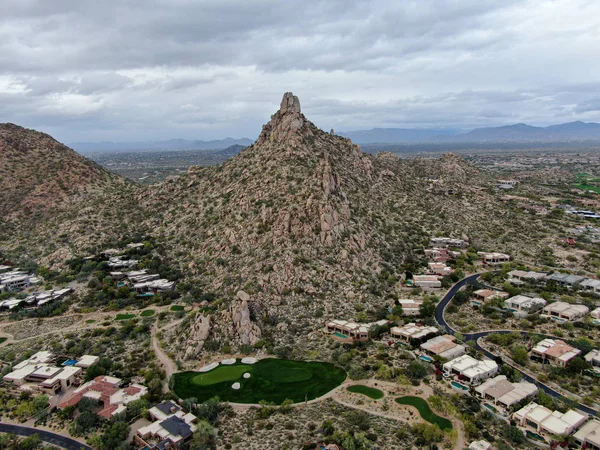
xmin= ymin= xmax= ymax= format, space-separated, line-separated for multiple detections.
xmin=390 ymin=323 xmax=438 ymax=344
xmin=512 ymin=402 xmax=588 ymax=442
xmin=542 ymin=302 xmax=589 ymax=322
xmin=530 ymin=338 xmax=581 ymax=367
xmin=325 ymin=320 xmax=369 ymax=342
xmin=471 ymin=289 xmax=509 ymax=307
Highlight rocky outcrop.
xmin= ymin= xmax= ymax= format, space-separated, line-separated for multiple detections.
xmin=230 ymin=297 xmax=261 ymax=345
xmin=184 ymin=314 xmax=211 ymax=360
xmin=256 ymin=92 xmax=306 ymax=145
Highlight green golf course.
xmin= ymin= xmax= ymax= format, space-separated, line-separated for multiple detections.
xmin=172 ymin=358 xmax=346 ymax=404
xmin=346 ymin=385 xmax=384 ymax=400
xmin=395 ymin=396 xmax=453 ymax=430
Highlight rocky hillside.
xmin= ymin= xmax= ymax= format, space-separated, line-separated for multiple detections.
xmin=142 ymin=93 xmax=544 ymax=359
xmin=0 ymin=94 xmax=557 ymax=359
xmin=0 ymin=123 xmax=129 ymax=219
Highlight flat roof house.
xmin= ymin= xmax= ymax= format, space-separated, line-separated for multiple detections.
xmin=468 ymin=440 xmax=492 ymax=450
xmin=573 ymin=419 xmax=600 ymax=450
xmin=135 ymin=400 xmax=198 ymax=449
xmin=390 ymin=323 xmax=438 ymax=344
xmin=507 ymin=270 xmax=548 ymax=285
xmin=427 ymin=263 xmax=454 ymax=276
xmin=530 ymin=338 xmax=581 ymax=367
xmin=546 ymin=272 xmax=585 ymax=289
xmin=585 ymin=349 xmax=600 ymax=374
xmin=443 ymin=355 xmax=499 ymax=385
xmin=478 ymin=252 xmax=510 ymax=265
xmin=75 ymin=355 xmax=100 ymax=369
xmin=474 ymin=375 xmax=537 ymax=409
xmin=579 ymin=278 xmax=600 ymax=294
xmin=412 ymin=275 xmax=441 ymax=289
xmin=542 ymin=302 xmax=589 ymax=322
xmin=424 ymin=248 xmax=452 ymax=263
xmin=504 ymin=295 xmax=547 ymax=314
xmin=325 ymin=320 xmax=369 ymax=343
xmin=395 ymin=299 xmax=423 ymax=316
xmin=429 ymin=237 xmax=468 ymax=249
xmin=420 ymin=335 xmax=466 ymax=360
xmin=512 ymin=402 xmax=588 ymax=443
xmin=471 ymin=289 xmax=509 ymax=307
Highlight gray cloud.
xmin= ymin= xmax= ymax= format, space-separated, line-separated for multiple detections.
xmin=1 ymin=0 xmax=599 ymax=142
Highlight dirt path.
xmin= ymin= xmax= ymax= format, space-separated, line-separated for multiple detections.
xmin=151 ymin=320 xmax=178 ymax=392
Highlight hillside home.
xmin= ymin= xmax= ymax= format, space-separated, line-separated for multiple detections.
xmin=507 ymin=270 xmax=548 ymax=285
xmin=3 ymin=351 xmax=87 ymax=393
xmin=504 ymin=295 xmax=547 ymax=314
xmin=412 ymin=275 xmax=441 ymax=289
xmin=530 ymin=339 xmax=581 ymax=367
xmin=592 ymin=308 xmax=600 ymax=324
xmin=0 ymin=270 xmax=40 ymax=292
xmin=58 ymin=376 xmax=147 ymax=419
xmin=390 ymin=323 xmax=438 ymax=344
xmin=325 ymin=320 xmax=369 ymax=342
xmin=478 ymin=252 xmax=510 ymax=265
xmin=107 ymin=256 xmax=138 ymax=269
xmin=426 ymin=262 xmax=454 ymax=276
xmin=585 ymin=349 xmax=600 ymax=374
xmin=429 ymin=237 xmax=468 ymax=249
xmin=471 ymin=289 xmax=509 ymax=307
xmin=542 ymin=302 xmax=589 ymax=322
xmin=135 ymin=400 xmax=198 ymax=449
xmin=512 ymin=402 xmax=588 ymax=443
xmin=546 ymin=272 xmax=585 ymax=289
xmin=395 ymin=299 xmax=423 ymax=316
xmin=573 ymin=419 xmax=600 ymax=450
xmin=442 ymin=355 xmax=499 ymax=385
xmin=420 ymin=335 xmax=466 ymax=360
xmin=134 ymin=279 xmax=176 ymax=295
xmin=579 ymin=278 xmax=600 ymax=294
xmin=424 ymin=248 xmax=454 ymax=262
xmin=468 ymin=441 xmax=492 ymax=450
xmin=474 ymin=375 xmax=537 ymax=409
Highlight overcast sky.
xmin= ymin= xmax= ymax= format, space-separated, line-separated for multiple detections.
xmin=2 ymin=0 xmax=600 ymax=143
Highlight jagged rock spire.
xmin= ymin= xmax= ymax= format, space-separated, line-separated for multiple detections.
xmin=257 ymin=92 xmax=306 ymax=145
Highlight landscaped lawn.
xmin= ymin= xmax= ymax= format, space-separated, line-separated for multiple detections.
xmin=140 ymin=309 xmax=155 ymax=317
xmin=574 ymin=183 xmax=600 ymax=194
xmin=395 ymin=396 xmax=452 ymax=431
xmin=115 ymin=313 xmax=136 ymax=321
xmin=172 ymin=358 xmax=346 ymax=404
xmin=346 ymin=385 xmax=384 ymax=400
xmin=170 ymin=305 xmax=185 ymax=312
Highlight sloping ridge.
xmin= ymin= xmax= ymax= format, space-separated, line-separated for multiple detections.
xmin=0 ymin=123 xmax=129 ymax=218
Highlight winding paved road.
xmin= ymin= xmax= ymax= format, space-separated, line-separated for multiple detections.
xmin=435 ymin=273 xmax=598 ymax=417
xmin=0 ymin=423 xmax=91 ymax=449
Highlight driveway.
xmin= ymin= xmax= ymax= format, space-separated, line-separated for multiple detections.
xmin=0 ymin=423 xmax=91 ymax=449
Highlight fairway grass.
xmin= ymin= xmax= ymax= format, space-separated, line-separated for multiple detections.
xmin=115 ymin=313 xmax=136 ymax=321
xmin=192 ymin=365 xmax=251 ymax=386
xmin=170 ymin=305 xmax=185 ymax=312
xmin=347 ymin=385 xmax=384 ymax=400
xmin=173 ymin=358 xmax=346 ymax=404
xmin=395 ymin=396 xmax=452 ymax=430
xmin=574 ymin=183 xmax=600 ymax=194
xmin=140 ymin=309 xmax=155 ymax=317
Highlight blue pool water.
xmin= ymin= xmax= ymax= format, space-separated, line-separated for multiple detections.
xmin=419 ymin=355 xmax=434 ymax=363
xmin=451 ymin=381 xmax=469 ymax=391
xmin=62 ymin=359 xmax=77 ymax=366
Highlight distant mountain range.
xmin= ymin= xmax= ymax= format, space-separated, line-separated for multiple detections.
xmin=72 ymin=121 xmax=600 ymax=152
xmin=340 ymin=121 xmax=600 ymax=144
xmin=72 ymin=137 xmax=254 ymax=153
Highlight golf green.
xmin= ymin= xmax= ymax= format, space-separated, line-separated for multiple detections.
xmin=395 ymin=396 xmax=452 ymax=430
xmin=347 ymin=385 xmax=384 ymax=400
xmin=172 ymin=358 xmax=346 ymax=404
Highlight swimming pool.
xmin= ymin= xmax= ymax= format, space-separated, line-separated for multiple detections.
xmin=484 ymin=403 xmax=497 ymax=412
xmin=333 ymin=332 xmax=351 ymax=340
xmin=419 ymin=355 xmax=434 ymax=363
xmin=526 ymin=430 xmax=545 ymax=442
xmin=62 ymin=359 xmax=77 ymax=366
xmin=451 ymin=381 xmax=469 ymax=391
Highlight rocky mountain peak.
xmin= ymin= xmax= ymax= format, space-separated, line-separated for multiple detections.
xmin=257 ymin=92 xmax=306 ymax=145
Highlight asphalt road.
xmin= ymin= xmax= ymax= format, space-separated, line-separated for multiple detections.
xmin=435 ymin=273 xmax=598 ymax=417
xmin=0 ymin=423 xmax=91 ymax=449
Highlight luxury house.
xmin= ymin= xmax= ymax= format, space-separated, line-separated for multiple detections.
xmin=442 ymin=355 xmax=499 ymax=385
xmin=474 ymin=375 xmax=537 ymax=409
xmin=542 ymin=302 xmax=589 ymax=322
xmin=530 ymin=339 xmax=581 ymax=367
xmin=420 ymin=335 xmax=466 ymax=360
xmin=512 ymin=402 xmax=588 ymax=443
